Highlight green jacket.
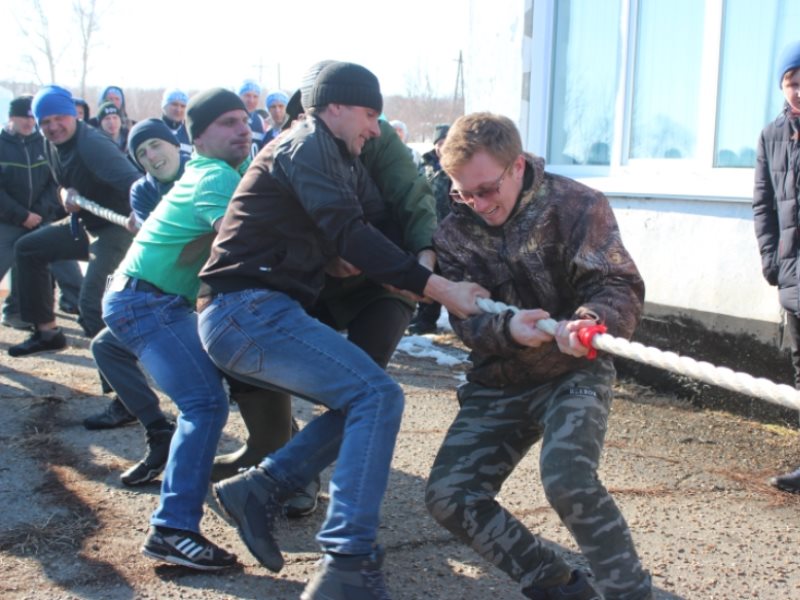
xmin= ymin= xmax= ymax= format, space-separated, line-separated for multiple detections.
xmin=318 ymin=120 xmax=437 ymax=327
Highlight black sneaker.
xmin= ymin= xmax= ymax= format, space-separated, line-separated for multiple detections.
xmin=301 ymin=546 xmax=390 ymax=600
xmin=1 ymin=313 xmax=33 ymax=330
xmin=142 ymin=526 xmax=238 ymax=571
xmin=121 ymin=423 xmax=175 ymax=486
xmin=84 ymin=397 xmax=136 ymax=430
xmin=8 ymin=329 xmax=67 ymax=357
xmin=213 ymin=467 xmax=287 ymax=572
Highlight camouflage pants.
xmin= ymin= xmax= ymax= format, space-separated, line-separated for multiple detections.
xmin=425 ymin=359 xmax=652 ymax=600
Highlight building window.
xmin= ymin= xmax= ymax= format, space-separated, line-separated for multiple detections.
xmin=715 ymin=0 xmax=800 ymax=167
xmin=543 ymin=0 xmax=800 ymax=172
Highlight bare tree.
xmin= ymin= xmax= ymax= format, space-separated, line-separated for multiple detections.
xmin=74 ymin=0 xmax=100 ymax=99
xmin=18 ymin=0 xmax=62 ymax=83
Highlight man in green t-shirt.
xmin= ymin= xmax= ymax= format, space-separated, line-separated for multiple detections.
xmin=101 ymin=88 xmax=253 ymax=571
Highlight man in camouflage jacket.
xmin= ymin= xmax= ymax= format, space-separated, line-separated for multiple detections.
xmin=425 ymin=112 xmax=653 ymax=600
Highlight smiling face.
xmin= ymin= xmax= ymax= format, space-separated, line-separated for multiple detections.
xmin=193 ymin=109 xmax=251 ymax=167
xmin=39 ymin=114 xmax=78 ymax=145
xmin=135 ymin=138 xmax=181 ymax=182
xmin=320 ymin=104 xmax=381 ymax=157
xmin=447 ymin=150 xmax=525 ymax=227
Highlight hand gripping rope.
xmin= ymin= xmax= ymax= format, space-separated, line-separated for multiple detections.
xmin=476 ymin=297 xmax=800 ymax=412
xmin=59 ymin=189 xmax=130 ymax=229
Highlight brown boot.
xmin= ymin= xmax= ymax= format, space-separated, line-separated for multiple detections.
xmin=211 ymin=388 xmax=292 ymax=482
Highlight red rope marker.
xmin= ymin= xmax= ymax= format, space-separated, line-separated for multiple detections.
xmin=577 ymin=324 xmax=607 ymax=359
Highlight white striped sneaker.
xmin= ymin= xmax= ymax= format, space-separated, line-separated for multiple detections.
xmin=142 ymin=526 xmax=238 ymax=571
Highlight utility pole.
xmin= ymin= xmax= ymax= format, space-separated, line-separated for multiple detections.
xmin=252 ymin=58 xmax=265 ymax=84
xmin=453 ymin=50 xmax=464 ymax=111
xmin=276 ymin=63 xmax=281 ymax=89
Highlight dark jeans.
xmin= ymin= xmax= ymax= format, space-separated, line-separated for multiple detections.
xmin=0 ymin=221 xmax=82 ymax=317
xmin=786 ymin=311 xmax=800 ymax=389
xmin=14 ymin=218 xmax=132 ymax=336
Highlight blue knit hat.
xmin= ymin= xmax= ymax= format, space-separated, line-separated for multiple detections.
xmin=777 ymin=41 xmax=800 ymax=88
xmin=161 ymin=88 xmax=189 ymax=108
xmin=128 ymin=118 xmax=180 ymax=167
xmin=266 ymin=91 xmax=289 ymax=109
xmin=32 ymin=85 xmax=77 ymax=123
xmin=238 ymin=79 xmax=261 ymax=97
xmin=99 ymin=85 xmax=124 ymax=106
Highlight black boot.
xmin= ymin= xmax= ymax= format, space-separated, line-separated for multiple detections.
xmin=210 ymin=388 xmax=293 ymax=482
xmin=84 ymin=397 xmax=136 ymax=430
xmin=284 ymin=417 xmax=321 ymax=518
xmin=769 ymin=466 xmax=800 ymax=493
xmin=121 ymin=420 xmax=175 ymax=486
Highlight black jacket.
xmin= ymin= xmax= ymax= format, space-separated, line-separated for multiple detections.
xmin=0 ymin=128 xmax=63 ymax=226
xmin=753 ymin=104 xmax=800 ymax=312
xmin=44 ymin=121 xmax=141 ymax=233
xmin=200 ymin=115 xmax=430 ymax=307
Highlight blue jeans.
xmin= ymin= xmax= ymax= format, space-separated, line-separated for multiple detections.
xmin=103 ymin=281 xmax=229 ymax=533
xmin=198 ymin=288 xmax=404 ymax=555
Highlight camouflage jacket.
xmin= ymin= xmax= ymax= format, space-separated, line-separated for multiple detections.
xmin=434 ymin=154 xmax=645 ymax=389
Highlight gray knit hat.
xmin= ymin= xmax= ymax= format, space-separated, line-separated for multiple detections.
xmin=307 ymin=62 xmax=383 ymax=113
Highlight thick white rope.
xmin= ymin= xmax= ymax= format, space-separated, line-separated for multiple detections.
xmin=59 ymin=189 xmax=130 ymax=229
xmin=476 ymin=297 xmax=800 ymax=412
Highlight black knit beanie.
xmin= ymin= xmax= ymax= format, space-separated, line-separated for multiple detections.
xmin=283 ymin=89 xmax=304 ymax=131
xmin=186 ymin=88 xmax=246 ymax=142
xmin=307 ymin=62 xmax=383 ymax=113
xmin=97 ymin=101 xmax=121 ymax=122
xmin=128 ymin=118 xmax=180 ymax=167
xmin=9 ymin=95 xmax=33 ymax=118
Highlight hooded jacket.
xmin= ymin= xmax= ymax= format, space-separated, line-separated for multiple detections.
xmin=434 ymin=154 xmax=645 ymax=389
xmin=753 ymin=104 xmax=800 ymax=313
xmin=0 ymin=128 xmax=63 ymax=226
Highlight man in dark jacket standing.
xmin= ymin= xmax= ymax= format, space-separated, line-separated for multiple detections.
xmin=425 ymin=113 xmax=652 ymax=600
xmin=753 ymin=41 xmax=800 ymax=494
xmin=0 ymin=95 xmax=82 ymax=329
xmin=8 ymin=85 xmax=140 ymax=357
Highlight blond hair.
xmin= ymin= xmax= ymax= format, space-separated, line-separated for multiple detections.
xmin=440 ymin=112 xmax=523 ymax=174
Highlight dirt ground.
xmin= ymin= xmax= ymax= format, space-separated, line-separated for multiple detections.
xmin=2 ymin=312 xmax=800 ymax=600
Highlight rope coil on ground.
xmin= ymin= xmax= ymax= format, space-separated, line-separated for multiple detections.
xmin=59 ymin=190 xmax=130 ymax=229
xmin=476 ymin=297 xmax=800 ymax=412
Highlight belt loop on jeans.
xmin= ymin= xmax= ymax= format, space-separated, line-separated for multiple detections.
xmin=118 ymin=274 xmax=165 ymax=296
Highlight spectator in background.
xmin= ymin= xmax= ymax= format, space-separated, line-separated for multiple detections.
xmin=160 ymin=88 xmax=192 ymax=154
xmin=753 ymin=41 xmax=800 ymax=494
xmin=95 ymin=85 xmax=134 ymax=131
xmin=262 ymin=90 xmax=288 ymax=145
xmin=97 ymin=102 xmax=129 ymax=152
xmin=390 ymin=119 xmax=420 ymax=166
xmin=408 ymin=123 xmax=452 ymax=334
xmin=237 ymin=79 xmax=264 ymax=156
xmin=74 ymin=98 xmax=90 ymax=122
xmin=0 ymin=94 xmax=82 ymax=330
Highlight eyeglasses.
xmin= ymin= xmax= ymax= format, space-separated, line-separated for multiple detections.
xmin=449 ymin=164 xmax=512 ymax=205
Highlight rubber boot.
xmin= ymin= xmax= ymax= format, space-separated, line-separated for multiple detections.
xmin=210 ymin=388 xmax=292 ymax=482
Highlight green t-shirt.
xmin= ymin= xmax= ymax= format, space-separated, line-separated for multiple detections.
xmin=119 ymin=154 xmax=249 ymax=302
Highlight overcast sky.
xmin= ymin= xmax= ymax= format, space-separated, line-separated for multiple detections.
xmin=1 ymin=0 xmax=470 ymax=99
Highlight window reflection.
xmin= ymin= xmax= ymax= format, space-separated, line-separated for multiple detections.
xmin=548 ymin=0 xmax=621 ymax=166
